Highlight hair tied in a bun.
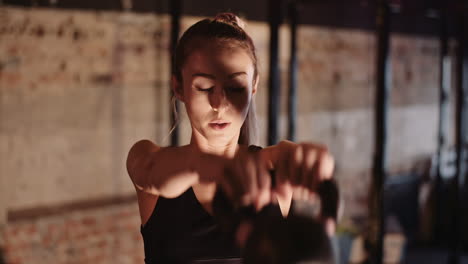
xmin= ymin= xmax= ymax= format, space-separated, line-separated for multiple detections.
xmin=213 ymin=12 xmax=246 ymax=30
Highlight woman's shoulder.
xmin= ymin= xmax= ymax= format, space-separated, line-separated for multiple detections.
xmin=128 ymin=139 xmax=190 ymax=156
xmin=126 ymin=140 xmax=189 ymax=178
xmin=128 ymin=139 xmax=160 ymax=158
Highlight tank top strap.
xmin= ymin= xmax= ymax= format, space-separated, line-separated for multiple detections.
xmin=247 ymin=144 xmax=263 ymax=152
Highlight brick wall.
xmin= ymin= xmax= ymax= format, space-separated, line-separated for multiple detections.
xmin=2 ymin=200 xmax=143 ymax=264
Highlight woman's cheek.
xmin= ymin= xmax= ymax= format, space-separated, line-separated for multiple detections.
xmin=188 ymin=94 xmax=209 ymax=112
xmin=232 ymin=92 xmax=248 ymax=110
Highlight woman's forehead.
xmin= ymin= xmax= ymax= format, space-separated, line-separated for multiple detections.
xmin=182 ymin=44 xmax=255 ymax=79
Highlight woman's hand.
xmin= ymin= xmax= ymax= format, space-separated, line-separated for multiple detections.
xmin=217 ymin=141 xmax=335 ymax=212
xmin=218 ymin=148 xmax=273 ymax=212
xmin=274 ymin=140 xmax=335 ymax=201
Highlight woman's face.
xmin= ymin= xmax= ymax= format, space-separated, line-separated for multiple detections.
xmin=175 ymin=41 xmax=258 ymax=146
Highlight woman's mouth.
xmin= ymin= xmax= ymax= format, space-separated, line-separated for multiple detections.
xmin=209 ymin=122 xmax=231 ymax=130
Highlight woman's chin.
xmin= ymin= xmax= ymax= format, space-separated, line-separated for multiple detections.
xmin=205 ymin=132 xmax=238 ymax=145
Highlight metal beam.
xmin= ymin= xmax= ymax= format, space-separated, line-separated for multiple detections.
xmin=434 ymin=1 xmax=451 ymax=246
xmin=267 ymin=0 xmax=282 ymax=145
xmin=287 ymin=1 xmax=298 ymax=142
xmin=449 ymin=2 xmax=468 ymax=263
xmin=370 ymin=0 xmax=391 ymax=263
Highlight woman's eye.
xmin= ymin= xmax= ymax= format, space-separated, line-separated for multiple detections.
xmin=197 ymin=87 xmax=213 ymax=92
xmin=227 ymin=87 xmax=245 ymax=93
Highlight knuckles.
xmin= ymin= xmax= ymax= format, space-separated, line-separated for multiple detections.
xmin=281 ymin=142 xmax=333 ymax=169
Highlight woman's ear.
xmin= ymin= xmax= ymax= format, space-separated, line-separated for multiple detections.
xmin=252 ymin=74 xmax=259 ymax=95
xmin=172 ymin=75 xmax=184 ymax=102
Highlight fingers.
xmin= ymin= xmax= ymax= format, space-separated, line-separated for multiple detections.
xmin=276 ymin=148 xmax=289 ymax=188
xmin=301 ymin=145 xmax=318 ymax=190
xmin=221 ymin=156 xmax=250 ymax=206
xmin=255 ymin=156 xmax=271 ymax=211
xmin=221 ymin=151 xmax=272 ymax=211
xmin=219 ymin=142 xmax=335 ymax=213
xmin=318 ymin=150 xmax=335 ymax=180
xmin=291 ymin=145 xmax=304 ymax=186
xmin=277 ymin=142 xmax=335 ymax=193
xmin=242 ymin=156 xmax=257 ymax=206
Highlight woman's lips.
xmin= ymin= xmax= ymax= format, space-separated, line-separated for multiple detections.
xmin=209 ymin=122 xmax=231 ymax=130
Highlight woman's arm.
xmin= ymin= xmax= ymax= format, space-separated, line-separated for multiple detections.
xmin=126 ymin=139 xmax=227 ymax=198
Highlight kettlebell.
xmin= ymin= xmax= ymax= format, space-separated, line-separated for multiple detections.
xmin=212 ymin=171 xmax=340 ymax=264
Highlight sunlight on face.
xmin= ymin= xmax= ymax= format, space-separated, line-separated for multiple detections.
xmin=180 ymin=41 xmax=257 ymax=146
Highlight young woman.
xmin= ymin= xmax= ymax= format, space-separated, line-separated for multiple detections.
xmin=126 ymin=13 xmax=335 ymax=263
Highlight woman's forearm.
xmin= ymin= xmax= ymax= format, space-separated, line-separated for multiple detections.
xmin=128 ymin=140 xmax=226 ymax=198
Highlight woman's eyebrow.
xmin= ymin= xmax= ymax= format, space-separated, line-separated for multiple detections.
xmin=228 ymin=72 xmax=247 ymax=78
xmin=192 ymin=72 xmax=247 ymax=79
xmin=192 ymin=73 xmax=216 ymax=80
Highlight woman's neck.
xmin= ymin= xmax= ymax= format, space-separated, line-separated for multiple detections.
xmin=189 ymin=133 xmax=240 ymax=158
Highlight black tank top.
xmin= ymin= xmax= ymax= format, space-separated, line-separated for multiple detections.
xmin=140 ymin=145 xmax=279 ymax=264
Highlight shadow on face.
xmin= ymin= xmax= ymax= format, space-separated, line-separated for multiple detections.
xmin=175 ymin=41 xmax=258 ymax=143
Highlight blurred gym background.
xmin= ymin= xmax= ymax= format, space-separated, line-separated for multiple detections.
xmin=0 ymin=0 xmax=467 ymax=263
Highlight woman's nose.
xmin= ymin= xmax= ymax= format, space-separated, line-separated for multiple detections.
xmin=210 ymin=88 xmax=228 ymax=111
